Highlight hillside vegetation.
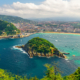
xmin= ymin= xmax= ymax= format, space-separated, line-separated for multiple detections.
xmin=0 ymin=20 xmax=20 ymax=35
xmin=0 ymin=64 xmax=80 ymax=80
xmin=25 ymin=37 xmax=57 ymax=53
xmin=0 ymin=15 xmax=35 ymax=24
xmin=22 ymin=37 xmax=65 ymax=58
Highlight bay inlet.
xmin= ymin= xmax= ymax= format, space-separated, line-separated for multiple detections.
xmin=0 ymin=33 xmax=80 ymax=78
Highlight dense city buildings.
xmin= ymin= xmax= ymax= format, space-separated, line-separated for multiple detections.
xmin=13 ymin=21 xmax=80 ymax=33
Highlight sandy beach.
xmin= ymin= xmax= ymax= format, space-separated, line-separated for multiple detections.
xmin=44 ymin=32 xmax=80 ymax=35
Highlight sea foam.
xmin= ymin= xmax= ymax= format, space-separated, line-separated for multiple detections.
xmin=12 ymin=45 xmax=29 ymax=56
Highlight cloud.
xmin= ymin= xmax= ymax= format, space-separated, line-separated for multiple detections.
xmin=0 ymin=0 xmax=80 ymax=18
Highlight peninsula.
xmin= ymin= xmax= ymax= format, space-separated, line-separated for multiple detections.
xmin=16 ymin=37 xmax=66 ymax=58
xmin=0 ymin=20 xmax=20 ymax=36
xmin=0 ymin=20 xmax=34 ymax=39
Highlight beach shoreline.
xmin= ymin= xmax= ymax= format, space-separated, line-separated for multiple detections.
xmin=1 ymin=32 xmax=80 ymax=39
xmin=43 ymin=32 xmax=80 ymax=35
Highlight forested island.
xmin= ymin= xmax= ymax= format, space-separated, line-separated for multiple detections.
xmin=0 ymin=20 xmax=20 ymax=36
xmin=16 ymin=37 xmax=66 ymax=58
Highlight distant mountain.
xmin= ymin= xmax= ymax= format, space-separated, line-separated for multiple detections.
xmin=0 ymin=15 xmax=35 ymax=23
xmin=0 ymin=20 xmax=20 ymax=35
xmin=30 ymin=17 xmax=80 ymax=22
xmin=1 ymin=15 xmax=79 ymax=23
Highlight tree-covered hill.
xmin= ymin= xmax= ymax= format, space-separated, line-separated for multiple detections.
xmin=0 ymin=15 xmax=35 ymax=24
xmin=25 ymin=37 xmax=57 ymax=53
xmin=0 ymin=20 xmax=20 ymax=35
xmin=22 ymin=37 xmax=65 ymax=58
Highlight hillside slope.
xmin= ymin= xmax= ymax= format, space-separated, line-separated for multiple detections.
xmin=0 ymin=20 xmax=20 ymax=35
xmin=0 ymin=15 xmax=35 ymax=23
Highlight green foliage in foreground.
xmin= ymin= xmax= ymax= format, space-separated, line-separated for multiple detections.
xmin=0 ymin=20 xmax=20 ymax=35
xmin=25 ymin=37 xmax=59 ymax=54
xmin=0 ymin=64 xmax=80 ymax=80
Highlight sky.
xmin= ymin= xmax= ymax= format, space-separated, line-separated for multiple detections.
xmin=0 ymin=0 xmax=44 ymax=6
xmin=0 ymin=0 xmax=80 ymax=19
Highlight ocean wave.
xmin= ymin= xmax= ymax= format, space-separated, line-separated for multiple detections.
xmin=55 ymin=40 xmax=58 ymax=42
xmin=11 ymin=45 xmax=29 ymax=55
xmin=65 ymin=59 xmax=68 ymax=60
xmin=65 ymin=59 xmax=70 ymax=62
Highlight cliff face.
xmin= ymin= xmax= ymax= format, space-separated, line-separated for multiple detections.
xmin=23 ymin=47 xmax=66 ymax=58
xmin=16 ymin=45 xmax=66 ymax=58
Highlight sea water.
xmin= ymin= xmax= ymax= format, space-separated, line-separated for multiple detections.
xmin=0 ymin=33 xmax=80 ymax=78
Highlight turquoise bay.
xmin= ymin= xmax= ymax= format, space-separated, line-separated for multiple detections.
xmin=0 ymin=33 xmax=80 ymax=78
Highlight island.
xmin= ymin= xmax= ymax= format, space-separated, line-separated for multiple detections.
xmin=16 ymin=37 xmax=66 ymax=58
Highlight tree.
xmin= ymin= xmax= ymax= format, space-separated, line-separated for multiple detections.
xmin=40 ymin=64 xmax=63 ymax=80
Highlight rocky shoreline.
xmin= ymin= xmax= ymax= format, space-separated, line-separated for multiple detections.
xmin=0 ymin=33 xmax=34 ymax=39
xmin=15 ymin=45 xmax=67 ymax=58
